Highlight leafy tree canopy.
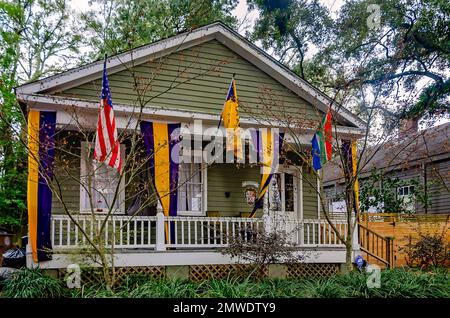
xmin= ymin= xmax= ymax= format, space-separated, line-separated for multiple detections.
xmin=82 ymin=0 xmax=239 ymax=58
xmin=250 ymin=0 xmax=450 ymax=126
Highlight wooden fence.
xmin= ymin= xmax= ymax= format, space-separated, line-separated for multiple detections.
xmin=359 ymin=213 xmax=449 ymax=267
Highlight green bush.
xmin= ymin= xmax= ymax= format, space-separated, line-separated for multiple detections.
xmin=202 ymin=277 xmax=256 ymax=298
xmin=2 ymin=267 xmax=66 ymax=298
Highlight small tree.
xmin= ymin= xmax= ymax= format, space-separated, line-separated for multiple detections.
xmin=221 ymin=219 xmax=311 ymax=277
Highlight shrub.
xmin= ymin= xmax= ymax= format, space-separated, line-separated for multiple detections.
xmin=3 ymin=267 xmax=448 ymax=298
xmin=404 ymin=234 xmax=449 ymax=269
xmin=202 ymin=277 xmax=255 ymax=298
xmin=2 ymin=267 xmax=66 ymax=298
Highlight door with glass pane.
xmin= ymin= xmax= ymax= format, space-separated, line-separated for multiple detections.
xmin=267 ymin=169 xmax=298 ymax=241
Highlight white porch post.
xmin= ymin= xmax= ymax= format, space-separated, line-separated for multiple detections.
xmin=155 ymin=210 xmax=166 ymax=251
xmin=351 ymin=216 xmax=360 ymax=259
xmin=25 ymin=230 xmax=38 ymax=268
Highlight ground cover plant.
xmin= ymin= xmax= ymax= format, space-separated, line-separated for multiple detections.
xmin=1 ymin=267 xmax=448 ymax=298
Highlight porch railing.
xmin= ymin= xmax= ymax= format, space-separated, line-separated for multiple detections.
xmin=51 ymin=215 xmax=158 ymax=249
xmin=50 ymin=213 xmax=348 ymax=251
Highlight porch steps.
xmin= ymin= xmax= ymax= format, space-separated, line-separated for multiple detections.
xmin=358 ymin=223 xmax=394 ymax=268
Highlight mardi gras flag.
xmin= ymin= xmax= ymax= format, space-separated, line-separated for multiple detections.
xmin=140 ymin=121 xmax=181 ymax=243
xmin=27 ymin=110 xmax=56 ymax=262
xmin=342 ymin=140 xmax=360 ymax=214
xmin=249 ymin=129 xmax=284 ymax=217
xmin=219 ymin=77 xmax=242 ymax=161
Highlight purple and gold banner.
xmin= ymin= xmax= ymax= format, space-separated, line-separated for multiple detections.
xmin=27 ymin=110 xmax=56 ymax=262
xmin=342 ymin=139 xmax=359 ymax=215
xmin=249 ymin=129 xmax=284 ymax=217
xmin=140 ymin=121 xmax=181 ymax=243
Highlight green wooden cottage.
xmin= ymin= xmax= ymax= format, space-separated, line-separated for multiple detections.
xmin=16 ymin=22 xmax=366 ymax=275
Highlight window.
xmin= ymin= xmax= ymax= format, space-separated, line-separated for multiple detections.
xmin=177 ymin=163 xmax=206 ymax=215
xmin=80 ymin=142 xmax=125 ymax=214
xmin=397 ymin=185 xmax=415 ymax=212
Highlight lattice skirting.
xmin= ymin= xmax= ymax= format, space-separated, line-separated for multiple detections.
xmin=286 ymin=263 xmax=340 ymax=279
xmin=58 ymin=266 xmax=165 ymax=287
xmin=189 ymin=264 xmax=268 ymax=281
xmin=55 ymin=263 xmax=341 ymax=285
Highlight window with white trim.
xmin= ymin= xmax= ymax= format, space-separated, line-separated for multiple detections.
xmin=177 ymin=163 xmax=206 ymax=215
xmin=80 ymin=142 xmax=125 ymax=214
xmin=397 ymin=185 xmax=415 ymax=212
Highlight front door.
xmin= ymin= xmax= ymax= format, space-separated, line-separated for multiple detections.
xmin=267 ymin=168 xmax=299 ymax=239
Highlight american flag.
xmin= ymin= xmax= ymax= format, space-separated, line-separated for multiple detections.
xmin=93 ymin=60 xmax=122 ymax=172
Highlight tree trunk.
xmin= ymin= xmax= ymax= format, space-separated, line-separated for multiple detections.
xmin=345 ymin=242 xmax=353 ymax=272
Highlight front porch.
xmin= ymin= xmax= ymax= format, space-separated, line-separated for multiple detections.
xmin=31 ymin=213 xmax=358 ymax=269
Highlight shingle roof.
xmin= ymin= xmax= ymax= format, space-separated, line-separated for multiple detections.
xmin=324 ymin=122 xmax=450 ymax=184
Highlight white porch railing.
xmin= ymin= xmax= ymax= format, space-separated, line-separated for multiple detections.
xmin=50 ymin=213 xmax=348 ymax=251
xmin=165 ymin=216 xmax=264 ymax=248
xmin=272 ymin=218 xmax=348 ymax=247
xmin=51 ymin=215 xmax=157 ymax=249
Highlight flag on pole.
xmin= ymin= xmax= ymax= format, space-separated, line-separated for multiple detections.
xmin=219 ymin=77 xmax=242 ymax=161
xmin=311 ymin=108 xmax=333 ymax=171
xmin=311 ymin=133 xmax=322 ymax=171
xmin=93 ymin=58 xmax=122 ymax=172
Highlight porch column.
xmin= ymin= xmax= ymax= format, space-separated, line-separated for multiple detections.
xmin=155 ymin=210 xmax=166 ymax=251
xmin=352 ymin=216 xmax=361 ymax=261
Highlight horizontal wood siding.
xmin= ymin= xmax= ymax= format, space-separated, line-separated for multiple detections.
xmin=59 ymin=40 xmax=321 ymax=122
xmin=207 ymin=164 xmax=261 ymax=217
xmin=302 ymin=168 xmax=318 ymax=219
xmin=426 ymin=159 xmax=450 ymax=214
xmin=51 ymin=136 xmax=81 ymax=214
xmin=326 ymin=159 xmax=450 ymax=214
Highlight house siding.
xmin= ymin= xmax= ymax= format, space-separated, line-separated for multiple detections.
xmin=207 ymin=164 xmax=262 ymax=217
xmin=426 ymin=159 xmax=450 ymax=214
xmin=302 ymin=167 xmax=318 ymax=219
xmin=58 ymin=40 xmax=321 ymax=122
xmin=324 ymin=157 xmax=450 ymax=214
xmin=51 ymin=147 xmax=81 ymax=215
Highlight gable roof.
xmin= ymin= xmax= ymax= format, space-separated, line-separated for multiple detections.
xmin=324 ymin=122 xmax=450 ymax=184
xmin=15 ymin=21 xmax=365 ymax=130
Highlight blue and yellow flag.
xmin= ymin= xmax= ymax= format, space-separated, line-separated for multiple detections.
xmin=220 ymin=78 xmax=242 ymax=161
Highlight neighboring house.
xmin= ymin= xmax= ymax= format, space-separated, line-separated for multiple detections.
xmin=324 ymin=121 xmax=450 ymax=214
xmin=16 ymin=22 xmax=365 ymax=272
